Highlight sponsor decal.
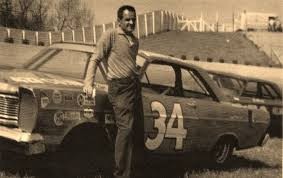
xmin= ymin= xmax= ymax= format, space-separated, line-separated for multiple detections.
xmin=52 ymin=90 xmax=63 ymax=104
xmin=272 ymin=107 xmax=282 ymax=115
xmin=233 ymin=97 xmax=240 ymax=101
xmin=53 ymin=111 xmax=81 ymax=126
xmin=54 ymin=111 xmax=64 ymax=126
xmin=64 ymin=93 xmax=74 ymax=101
xmin=252 ymin=98 xmax=265 ymax=103
xmin=145 ymin=101 xmax=187 ymax=151
xmin=77 ymin=94 xmax=95 ymax=107
xmin=64 ymin=111 xmax=81 ymax=121
xmin=230 ymin=115 xmax=244 ymax=120
xmin=41 ymin=96 xmax=50 ymax=108
xmin=83 ymin=108 xmax=94 ymax=119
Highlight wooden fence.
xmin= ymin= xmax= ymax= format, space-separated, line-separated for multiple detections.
xmin=0 ymin=10 xmax=184 ymax=46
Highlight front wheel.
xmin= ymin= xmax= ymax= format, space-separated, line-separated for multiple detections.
xmin=211 ymin=140 xmax=234 ymax=165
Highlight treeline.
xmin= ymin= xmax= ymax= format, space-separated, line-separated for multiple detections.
xmin=0 ymin=0 xmax=94 ymax=31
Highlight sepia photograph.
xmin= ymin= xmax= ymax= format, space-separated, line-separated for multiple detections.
xmin=0 ymin=0 xmax=282 ymax=177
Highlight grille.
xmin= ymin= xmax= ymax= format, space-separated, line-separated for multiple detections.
xmin=0 ymin=94 xmax=19 ymax=126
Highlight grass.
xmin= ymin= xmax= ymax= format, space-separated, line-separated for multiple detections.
xmin=0 ymin=138 xmax=281 ymax=178
xmin=139 ymin=31 xmax=272 ymax=66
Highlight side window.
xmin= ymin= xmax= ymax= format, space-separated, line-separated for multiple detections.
xmin=37 ymin=50 xmax=90 ymax=79
xmin=141 ymin=64 xmax=175 ymax=94
xmin=261 ymin=83 xmax=280 ymax=99
xmin=181 ymin=68 xmax=211 ymax=99
xmin=242 ymin=82 xmax=258 ymax=97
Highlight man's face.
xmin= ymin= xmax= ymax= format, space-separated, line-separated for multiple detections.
xmin=118 ymin=9 xmax=136 ymax=34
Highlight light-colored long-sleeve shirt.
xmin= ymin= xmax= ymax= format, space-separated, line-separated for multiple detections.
xmin=84 ymin=27 xmax=139 ymax=87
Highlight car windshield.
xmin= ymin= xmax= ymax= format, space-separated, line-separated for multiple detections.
xmin=22 ymin=48 xmax=92 ymax=79
xmin=0 ymin=44 xmax=42 ymax=68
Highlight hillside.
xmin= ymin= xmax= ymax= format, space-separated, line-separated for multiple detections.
xmin=247 ymin=32 xmax=283 ymax=65
xmin=140 ymin=31 xmax=273 ymax=66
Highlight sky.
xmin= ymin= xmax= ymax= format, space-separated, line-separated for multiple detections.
xmin=83 ymin=0 xmax=283 ymax=24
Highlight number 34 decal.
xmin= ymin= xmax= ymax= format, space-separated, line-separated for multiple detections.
xmin=145 ymin=101 xmax=187 ymax=150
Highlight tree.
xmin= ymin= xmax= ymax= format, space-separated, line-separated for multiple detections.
xmin=30 ymin=0 xmax=50 ymax=30
xmin=0 ymin=0 xmax=15 ymax=27
xmin=50 ymin=0 xmax=94 ymax=31
xmin=16 ymin=0 xmax=34 ymax=29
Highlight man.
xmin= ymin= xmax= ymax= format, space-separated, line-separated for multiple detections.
xmin=83 ymin=5 xmax=144 ymax=178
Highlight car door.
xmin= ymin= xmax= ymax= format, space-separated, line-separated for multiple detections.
xmin=180 ymin=68 xmax=260 ymax=151
xmin=141 ymin=63 xmax=197 ymax=154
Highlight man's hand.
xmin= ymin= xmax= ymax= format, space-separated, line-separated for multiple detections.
xmin=83 ymin=85 xmax=95 ymax=98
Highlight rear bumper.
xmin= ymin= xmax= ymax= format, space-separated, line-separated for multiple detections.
xmin=0 ymin=126 xmax=45 ymax=155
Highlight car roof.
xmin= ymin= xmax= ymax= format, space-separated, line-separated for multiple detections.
xmin=51 ymin=42 xmax=95 ymax=53
xmin=208 ymin=70 xmax=278 ymax=85
xmin=49 ymin=43 xmax=227 ymax=102
xmin=51 ymin=42 xmax=209 ymax=72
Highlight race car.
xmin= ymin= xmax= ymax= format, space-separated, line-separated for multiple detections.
xmin=0 ymin=43 xmax=270 ymax=174
xmin=208 ymin=70 xmax=282 ymax=137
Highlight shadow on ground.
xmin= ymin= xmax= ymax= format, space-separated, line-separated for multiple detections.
xmin=0 ymin=153 xmax=280 ymax=178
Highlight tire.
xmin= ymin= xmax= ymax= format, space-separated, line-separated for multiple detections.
xmin=211 ymin=139 xmax=234 ymax=165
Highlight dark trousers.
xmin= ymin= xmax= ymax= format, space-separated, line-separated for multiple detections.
xmin=108 ymin=77 xmax=144 ymax=178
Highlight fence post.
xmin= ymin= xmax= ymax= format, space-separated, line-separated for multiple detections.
xmin=82 ymin=27 xmax=85 ymax=43
xmin=102 ymin=24 xmax=106 ymax=33
xmin=161 ymin=10 xmax=164 ymax=32
xmin=93 ymin=26 xmax=97 ymax=44
xmin=152 ymin=11 xmax=155 ymax=34
xmin=35 ymin=31 xmax=39 ymax=45
xmin=61 ymin=31 xmax=65 ymax=42
xmin=92 ymin=26 xmax=97 ymax=44
xmin=200 ymin=12 xmax=203 ymax=32
xmin=216 ymin=12 xmax=219 ymax=32
xmin=7 ymin=28 xmax=10 ymax=38
xmin=168 ymin=11 xmax=172 ymax=31
xmin=173 ymin=13 xmax=176 ymax=30
xmin=222 ymin=24 xmax=225 ymax=32
xmin=112 ymin=21 xmax=116 ymax=29
xmin=144 ymin=14 xmax=148 ymax=37
xmin=48 ymin=32 xmax=52 ymax=45
xmin=136 ymin=15 xmax=140 ymax=39
xmin=22 ymin=30 xmax=25 ymax=40
xmin=72 ymin=30 xmax=75 ymax=42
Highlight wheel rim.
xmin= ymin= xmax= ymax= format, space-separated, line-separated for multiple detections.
xmin=215 ymin=143 xmax=230 ymax=164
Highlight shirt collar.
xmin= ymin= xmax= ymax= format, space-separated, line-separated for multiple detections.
xmin=117 ymin=27 xmax=126 ymax=35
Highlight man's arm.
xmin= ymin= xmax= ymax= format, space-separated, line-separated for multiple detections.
xmin=83 ymin=30 xmax=113 ymax=97
xmin=83 ymin=55 xmax=99 ymax=96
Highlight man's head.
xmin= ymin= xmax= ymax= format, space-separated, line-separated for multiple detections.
xmin=117 ymin=5 xmax=136 ymax=34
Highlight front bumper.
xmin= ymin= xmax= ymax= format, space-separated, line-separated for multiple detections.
xmin=0 ymin=126 xmax=45 ymax=155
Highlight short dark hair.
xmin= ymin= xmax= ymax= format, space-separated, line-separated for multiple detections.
xmin=117 ymin=5 xmax=136 ymax=20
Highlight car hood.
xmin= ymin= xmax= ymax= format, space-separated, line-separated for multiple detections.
xmin=0 ymin=69 xmax=84 ymax=93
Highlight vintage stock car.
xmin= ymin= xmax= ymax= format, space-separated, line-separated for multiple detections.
xmin=0 ymin=43 xmax=270 ymax=173
xmin=208 ymin=70 xmax=282 ymax=137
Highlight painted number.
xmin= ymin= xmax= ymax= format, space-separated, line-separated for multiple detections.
xmin=145 ymin=101 xmax=187 ymax=150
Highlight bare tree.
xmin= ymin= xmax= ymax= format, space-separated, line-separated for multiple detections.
xmin=30 ymin=0 xmax=50 ymax=30
xmin=15 ymin=0 xmax=34 ymax=29
xmin=0 ymin=0 xmax=15 ymax=27
xmin=50 ymin=0 xmax=94 ymax=31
